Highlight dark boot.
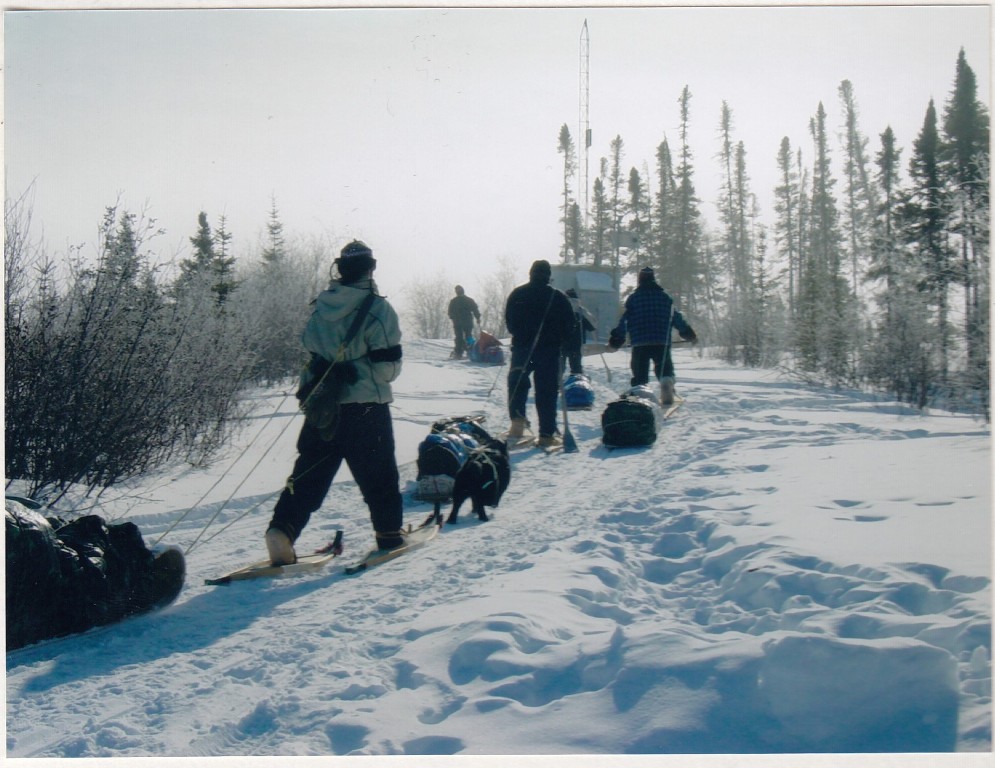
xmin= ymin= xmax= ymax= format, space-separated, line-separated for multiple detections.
xmin=376 ymin=531 xmax=404 ymax=551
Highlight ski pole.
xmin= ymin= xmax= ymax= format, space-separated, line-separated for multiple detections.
xmin=559 ymin=355 xmax=579 ymax=453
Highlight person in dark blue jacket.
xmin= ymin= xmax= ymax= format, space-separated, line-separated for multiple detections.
xmin=608 ymin=267 xmax=697 ymax=404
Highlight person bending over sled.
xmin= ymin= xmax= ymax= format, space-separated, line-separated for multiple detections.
xmin=265 ymin=240 xmax=405 ymax=565
xmin=609 ymin=266 xmax=697 ymax=405
xmin=447 ymin=285 xmax=481 ymax=359
xmin=5 ymin=496 xmax=185 ymax=650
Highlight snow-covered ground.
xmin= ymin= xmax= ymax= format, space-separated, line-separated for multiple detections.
xmin=5 ymin=338 xmax=992 ymax=762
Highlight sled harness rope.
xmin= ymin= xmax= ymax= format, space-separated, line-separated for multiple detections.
xmin=169 ymin=293 xmax=378 ymax=555
xmin=155 ymin=388 xmax=298 ymax=554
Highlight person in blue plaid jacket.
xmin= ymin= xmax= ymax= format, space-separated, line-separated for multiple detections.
xmin=608 ymin=267 xmax=697 ymax=404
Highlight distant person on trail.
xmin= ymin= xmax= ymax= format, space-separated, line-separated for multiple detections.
xmin=265 ymin=240 xmax=405 ymax=565
xmin=608 ymin=266 xmax=697 ymax=406
xmin=5 ymin=496 xmax=185 ymax=650
xmin=564 ymin=288 xmax=596 ymax=375
xmin=504 ymin=259 xmax=575 ymax=448
xmin=447 ymin=285 xmax=481 ymax=359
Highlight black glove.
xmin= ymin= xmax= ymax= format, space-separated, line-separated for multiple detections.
xmin=297 ymin=357 xmax=358 ymax=402
xmin=608 ymin=332 xmax=625 ymax=350
xmin=296 ymin=355 xmax=329 ymax=402
xmin=329 ymin=360 xmax=359 ymax=385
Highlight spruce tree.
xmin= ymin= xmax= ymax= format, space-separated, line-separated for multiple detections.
xmin=799 ymin=102 xmax=851 ymax=383
xmin=751 ymin=220 xmax=784 ymax=367
xmin=100 ymin=205 xmax=143 ymax=286
xmin=212 ymin=214 xmax=238 ymax=307
xmin=715 ymin=102 xmax=761 ymax=364
xmin=566 ymin=203 xmax=583 ymax=268
xmin=671 ymin=86 xmax=704 ymax=312
xmin=626 ymin=165 xmax=651 ymax=279
xmin=176 ymin=211 xmax=216 ymax=296
xmin=557 ymin=124 xmax=578 ymax=262
xmin=774 ymin=137 xmax=800 ymax=321
xmin=589 ymin=175 xmax=610 ymax=268
xmin=653 ymin=137 xmax=677 ymax=281
xmin=718 ymin=102 xmax=742 ymax=317
xmin=905 ymin=99 xmax=953 ymax=381
xmin=941 ymin=48 xmax=990 ymax=413
xmin=250 ymin=198 xmax=306 ymax=382
xmin=262 ymin=195 xmax=286 ymax=265
xmin=838 ymin=80 xmax=879 ymax=305
xmin=867 ymin=127 xmax=903 ymax=322
xmin=608 ymin=135 xmax=626 ymax=281
xmin=864 ymin=124 xmax=935 ymax=405
xmin=189 ymin=211 xmax=215 ymax=269
xmin=734 ymin=141 xmax=763 ymax=365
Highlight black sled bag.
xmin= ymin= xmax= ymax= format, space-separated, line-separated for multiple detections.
xmin=416 ymin=435 xmax=465 ymax=478
xmin=601 ymin=397 xmax=657 ymax=447
xmin=416 ymin=429 xmax=476 ymax=501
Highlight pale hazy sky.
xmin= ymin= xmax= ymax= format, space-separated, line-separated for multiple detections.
xmin=4 ymin=4 xmax=990 ymax=302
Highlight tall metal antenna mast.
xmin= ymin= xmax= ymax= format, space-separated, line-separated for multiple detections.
xmin=579 ymin=19 xmax=590 ymax=235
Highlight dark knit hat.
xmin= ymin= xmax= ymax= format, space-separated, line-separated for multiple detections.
xmin=529 ymin=260 xmax=552 ymax=282
xmin=638 ymin=266 xmax=655 ymax=284
xmin=336 ymin=240 xmax=376 ymax=284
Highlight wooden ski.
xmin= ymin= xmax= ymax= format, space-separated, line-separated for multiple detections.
xmin=344 ymin=518 xmax=441 ymax=575
xmin=205 ymin=530 xmax=343 ymax=585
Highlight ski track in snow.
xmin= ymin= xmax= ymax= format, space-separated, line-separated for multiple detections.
xmin=5 ymin=338 xmax=991 ymax=758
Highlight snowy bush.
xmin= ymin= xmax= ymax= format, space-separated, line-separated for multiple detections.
xmin=5 ymin=202 xmax=249 ymax=500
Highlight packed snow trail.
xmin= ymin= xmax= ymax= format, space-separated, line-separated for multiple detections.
xmin=6 ymin=339 xmax=990 ymax=757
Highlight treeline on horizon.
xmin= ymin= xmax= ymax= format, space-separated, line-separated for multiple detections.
xmin=555 ymin=48 xmax=988 ymax=419
xmin=4 ymin=49 xmax=988 ymax=501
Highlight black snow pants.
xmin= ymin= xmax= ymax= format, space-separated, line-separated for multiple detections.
xmin=268 ymin=402 xmax=403 ymax=543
